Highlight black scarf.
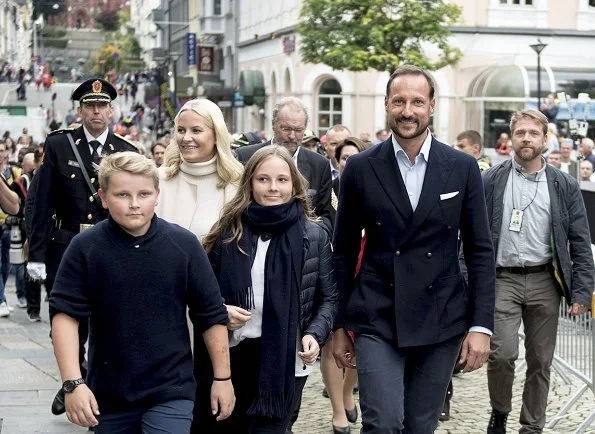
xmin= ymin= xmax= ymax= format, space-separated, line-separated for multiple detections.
xmin=218 ymin=199 xmax=304 ymax=419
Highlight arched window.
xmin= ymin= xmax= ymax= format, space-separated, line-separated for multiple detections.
xmin=317 ymin=79 xmax=342 ymax=136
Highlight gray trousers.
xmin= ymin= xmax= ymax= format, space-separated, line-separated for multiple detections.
xmin=487 ymin=270 xmax=561 ymax=434
xmin=355 ymin=333 xmax=464 ymax=434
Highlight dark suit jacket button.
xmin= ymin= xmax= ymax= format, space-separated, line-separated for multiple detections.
xmin=446 ymin=225 xmax=452 ymax=230
xmin=428 ymin=285 xmax=433 ymax=290
xmin=375 ymin=221 xmax=382 ymax=226
xmin=395 ymin=251 xmax=401 ymax=256
xmin=426 ymin=252 xmax=432 ymax=258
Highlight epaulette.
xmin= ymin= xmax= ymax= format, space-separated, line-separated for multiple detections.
xmin=47 ymin=127 xmax=77 ymax=137
xmin=113 ymin=133 xmax=136 ymax=147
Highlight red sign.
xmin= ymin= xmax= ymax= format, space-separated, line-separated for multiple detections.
xmin=198 ymin=46 xmax=214 ymax=72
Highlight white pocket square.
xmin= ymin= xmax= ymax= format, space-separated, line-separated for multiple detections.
xmin=440 ymin=191 xmax=459 ymax=200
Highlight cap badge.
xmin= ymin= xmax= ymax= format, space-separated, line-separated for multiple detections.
xmin=92 ymin=80 xmax=102 ymax=93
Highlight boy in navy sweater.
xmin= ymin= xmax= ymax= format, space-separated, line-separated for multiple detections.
xmin=50 ymin=152 xmax=235 ymax=433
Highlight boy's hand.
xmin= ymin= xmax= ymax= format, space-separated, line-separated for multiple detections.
xmin=211 ymin=379 xmax=235 ymax=421
xmin=298 ymin=334 xmax=320 ymax=365
xmin=225 ymin=305 xmax=251 ymax=330
xmin=65 ymin=384 xmax=100 ymax=428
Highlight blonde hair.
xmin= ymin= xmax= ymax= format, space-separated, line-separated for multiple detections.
xmin=98 ymin=152 xmax=159 ymax=191
xmin=510 ymin=109 xmax=548 ymax=136
xmin=203 ymin=145 xmax=317 ymax=254
xmin=162 ymin=98 xmax=243 ymax=188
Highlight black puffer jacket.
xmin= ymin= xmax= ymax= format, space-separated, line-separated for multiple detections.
xmin=209 ymin=220 xmax=338 ymax=347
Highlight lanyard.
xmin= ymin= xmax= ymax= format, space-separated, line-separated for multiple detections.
xmin=511 ymin=167 xmax=542 ymax=212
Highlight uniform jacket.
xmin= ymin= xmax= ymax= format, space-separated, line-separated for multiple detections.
xmin=28 ymin=126 xmax=137 ymax=277
xmin=333 ymin=137 xmax=495 ymax=347
xmin=482 ymin=160 xmax=594 ymax=307
xmin=236 ymin=142 xmax=333 ymax=234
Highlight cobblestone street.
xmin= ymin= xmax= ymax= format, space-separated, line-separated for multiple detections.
xmin=1 ymin=278 xmax=594 ymax=433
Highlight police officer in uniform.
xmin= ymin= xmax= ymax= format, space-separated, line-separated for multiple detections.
xmin=26 ymin=78 xmax=137 ymax=417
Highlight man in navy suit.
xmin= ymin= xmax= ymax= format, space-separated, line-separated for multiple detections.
xmin=332 ymin=65 xmax=496 ymax=433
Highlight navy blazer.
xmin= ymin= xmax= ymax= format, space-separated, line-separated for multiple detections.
xmin=333 ymin=137 xmax=495 ymax=347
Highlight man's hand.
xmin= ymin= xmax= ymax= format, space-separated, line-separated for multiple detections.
xmin=27 ymin=262 xmax=46 ymax=281
xmin=332 ymin=328 xmax=356 ymax=369
xmin=225 ymin=305 xmax=251 ymax=331
xmin=458 ymin=332 xmax=490 ymax=373
xmin=568 ymin=303 xmax=590 ymax=316
xmin=64 ymin=384 xmax=99 ymax=428
xmin=211 ymin=380 xmax=235 ymax=421
xmin=298 ymin=334 xmax=320 ymax=365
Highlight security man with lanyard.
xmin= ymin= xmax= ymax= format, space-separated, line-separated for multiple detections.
xmin=26 ymin=78 xmax=137 ymax=418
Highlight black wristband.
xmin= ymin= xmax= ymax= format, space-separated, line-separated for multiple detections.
xmin=213 ymin=375 xmax=232 ymax=381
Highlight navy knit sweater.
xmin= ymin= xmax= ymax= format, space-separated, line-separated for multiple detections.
xmin=49 ymin=215 xmax=228 ymax=413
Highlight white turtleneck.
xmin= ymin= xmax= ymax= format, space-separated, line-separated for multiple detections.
xmin=156 ymin=155 xmax=237 ymax=241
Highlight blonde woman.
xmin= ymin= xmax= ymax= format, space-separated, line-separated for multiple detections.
xmin=156 ymin=98 xmax=242 ymax=240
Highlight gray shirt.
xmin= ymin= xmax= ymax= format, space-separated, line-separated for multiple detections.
xmin=496 ymin=158 xmax=552 ymax=267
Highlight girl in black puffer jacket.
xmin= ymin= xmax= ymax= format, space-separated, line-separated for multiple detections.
xmin=192 ymin=145 xmax=338 ymax=434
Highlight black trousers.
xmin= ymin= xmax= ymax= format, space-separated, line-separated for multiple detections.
xmin=47 ymin=276 xmax=88 ymax=375
xmin=192 ymin=337 xmax=307 ymax=434
xmin=25 ymin=263 xmax=43 ymax=316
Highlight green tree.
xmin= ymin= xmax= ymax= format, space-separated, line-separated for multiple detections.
xmin=32 ymin=0 xmax=66 ymax=20
xmin=298 ymin=0 xmax=462 ymax=72
xmin=95 ymin=9 xmax=120 ymax=31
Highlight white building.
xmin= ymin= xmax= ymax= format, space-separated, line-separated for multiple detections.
xmin=0 ymin=0 xmax=31 ymax=70
xmin=236 ymin=0 xmax=595 ymax=146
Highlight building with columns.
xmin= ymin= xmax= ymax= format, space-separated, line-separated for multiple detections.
xmin=0 ymin=0 xmax=31 ymax=70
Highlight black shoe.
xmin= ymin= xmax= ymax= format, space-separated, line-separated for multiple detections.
xmin=322 ymin=387 xmax=329 ymax=398
xmin=487 ymin=409 xmax=508 ymax=434
xmin=438 ymin=398 xmax=450 ymax=421
xmin=333 ymin=424 xmax=351 ymax=434
xmin=345 ymin=406 xmax=358 ymax=423
xmin=28 ymin=312 xmax=41 ymax=322
xmin=51 ymin=388 xmax=65 ymax=415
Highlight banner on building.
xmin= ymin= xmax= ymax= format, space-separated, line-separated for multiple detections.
xmin=198 ymin=45 xmax=214 ymax=72
xmin=186 ymin=33 xmax=197 ymax=65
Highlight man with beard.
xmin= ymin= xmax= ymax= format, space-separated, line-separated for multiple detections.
xmin=235 ymin=97 xmax=332 ymax=233
xmin=332 ymin=65 xmax=495 ymax=433
xmin=482 ymin=109 xmax=594 ymax=434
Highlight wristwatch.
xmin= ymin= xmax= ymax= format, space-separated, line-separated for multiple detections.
xmin=62 ymin=378 xmax=85 ymax=393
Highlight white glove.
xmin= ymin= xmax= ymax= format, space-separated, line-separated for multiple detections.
xmin=27 ymin=262 xmax=46 ymax=281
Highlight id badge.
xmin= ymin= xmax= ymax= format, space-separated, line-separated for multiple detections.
xmin=509 ymin=209 xmax=523 ymax=232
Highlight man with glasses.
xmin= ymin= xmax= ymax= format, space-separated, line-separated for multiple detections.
xmin=235 ymin=96 xmax=333 ymax=233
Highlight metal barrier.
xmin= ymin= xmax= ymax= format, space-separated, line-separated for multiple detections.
xmin=545 ymin=294 xmax=595 ymax=433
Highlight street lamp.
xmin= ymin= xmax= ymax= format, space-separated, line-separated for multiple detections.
xmin=530 ymin=38 xmax=548 ymax=111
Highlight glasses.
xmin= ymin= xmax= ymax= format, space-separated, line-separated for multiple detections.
xmin=279 ymin=126 xmax=306 ymax=134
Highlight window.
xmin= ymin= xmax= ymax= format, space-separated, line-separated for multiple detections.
xmin=500 ymin=0 xmax=533 ymax=4
xmin=317 ymin=79 xmax=342 ymax=137
xmin=213 ymin=0 xmax=222 ymax=15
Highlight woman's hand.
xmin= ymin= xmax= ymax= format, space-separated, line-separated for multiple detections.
xmin=298 ymin=334 xmax=320 ymax=365
xmin=225 ymin=305 xmax=251 ymax=330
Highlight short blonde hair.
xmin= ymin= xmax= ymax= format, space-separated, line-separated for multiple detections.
xmin=99 ymin=152 xmax=159 ymax=191
xmin=162 ymin=98 xmax=243 ymax=187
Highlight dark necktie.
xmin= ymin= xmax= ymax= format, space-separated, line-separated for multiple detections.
xmin=89 ymin=140 xmax=102 ymax=167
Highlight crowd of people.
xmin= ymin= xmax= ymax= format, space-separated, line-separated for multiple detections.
xmin=0 ymin=65 xmax=593 ymax=434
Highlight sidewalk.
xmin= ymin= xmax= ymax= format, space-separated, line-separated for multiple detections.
xmin=1 ymin=275 xmax=594 ymax=433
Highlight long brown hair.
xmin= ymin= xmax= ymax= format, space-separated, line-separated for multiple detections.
xmin=203 ymin=145 xmax=317 ymax=254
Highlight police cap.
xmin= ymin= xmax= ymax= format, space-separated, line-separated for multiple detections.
xmin=71 ymin=78 xmax=117 ymax=104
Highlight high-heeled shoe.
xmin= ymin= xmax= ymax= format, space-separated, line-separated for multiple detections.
xmin=333 ymin=424 xmax=351 ymax=434
xmin=345 ymin=406 xmax=358 ymax=423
